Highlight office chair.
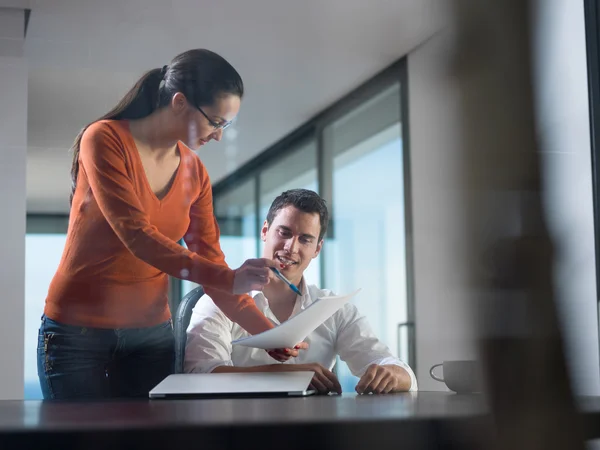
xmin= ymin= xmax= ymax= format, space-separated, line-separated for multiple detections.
xmin=173 ymin=285 xmax=205 ymax=374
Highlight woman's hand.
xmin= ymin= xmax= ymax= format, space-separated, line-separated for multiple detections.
xmin=266 ymin=342 xmax=309 ymax=362
xmin=232 ymin=258 xmax=282 ymax=295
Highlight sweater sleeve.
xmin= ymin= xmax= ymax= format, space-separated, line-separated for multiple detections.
xmin=78 ymin=121 xmax=235 ymax=292
xmin=183 ymin=157 xmax=275 ymax=335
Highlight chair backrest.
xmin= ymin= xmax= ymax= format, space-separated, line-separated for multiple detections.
xmin=173 ymin=285 xmax=205 ymax=374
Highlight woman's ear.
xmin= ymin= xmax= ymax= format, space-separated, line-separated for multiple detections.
xmin=171 ymin=92 xmax=188 ymax=115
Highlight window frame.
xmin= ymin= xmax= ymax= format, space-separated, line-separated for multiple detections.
xmin=585 ymin=0 xmax=600 ymax=354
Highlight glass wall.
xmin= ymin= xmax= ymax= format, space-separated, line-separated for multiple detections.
xmin=24 ymin=233 xmax=67 ymax=400
xmin=208 ymin=59 xmax=413 ymax=393
xmin=323 ymin=84 xmax=408 ymax=392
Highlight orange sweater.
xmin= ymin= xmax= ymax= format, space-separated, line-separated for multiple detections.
xmin=44 ymin=120 xmax=274 ymax=333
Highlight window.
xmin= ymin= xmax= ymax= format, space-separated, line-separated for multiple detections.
xmin=323 ymin=83 xmax=409 ymax=392
xmin=24 ymin=233 xmax=67 ymax=400
xmin=203 ymin=59 xmax=413 ymax=394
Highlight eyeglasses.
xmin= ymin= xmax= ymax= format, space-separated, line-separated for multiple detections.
xmin=196 ymin=106 xmax=233 ymax=130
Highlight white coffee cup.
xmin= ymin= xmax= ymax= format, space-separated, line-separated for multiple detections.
xmin=429 ymin=360 xmax=483 ymax=394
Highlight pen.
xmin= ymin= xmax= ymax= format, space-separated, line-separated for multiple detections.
xmin=269 ymin=267 xmax=302 ymax=296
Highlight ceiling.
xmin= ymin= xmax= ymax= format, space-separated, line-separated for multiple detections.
xmin=25 ymin=0 xmax=442 ymax=213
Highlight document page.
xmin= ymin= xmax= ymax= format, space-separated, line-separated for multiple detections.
xmin=232 ymin=289 xmax=361 ymax=349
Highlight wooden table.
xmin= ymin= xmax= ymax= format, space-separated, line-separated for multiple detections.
xmin=0 ymin=392 xmax=598 ymax=449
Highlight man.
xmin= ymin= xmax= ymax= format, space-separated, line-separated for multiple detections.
xmin=185 ymin=189 xmax=417 ymax=394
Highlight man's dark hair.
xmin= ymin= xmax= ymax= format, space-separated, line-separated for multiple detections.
xmin=266 ymin=189 xmax=329 ymax=241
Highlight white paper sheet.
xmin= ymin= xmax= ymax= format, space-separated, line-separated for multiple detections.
xmin=232 ymin=289 xmax=361 ymax=349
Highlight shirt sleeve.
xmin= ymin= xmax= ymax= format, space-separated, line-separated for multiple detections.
xmin=335 ymin=303 xmax=418 ymax=391
xmin=182 ymin=155 xmax=275 ymax=335
xmin=78 ymin=121 xmax=233 ymax=292
xmin=184 ymin=296 xmax=235 ymax=373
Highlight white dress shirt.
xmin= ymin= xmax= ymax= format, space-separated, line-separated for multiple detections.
xmin=184 ymin=279 xmax=418 ymax=391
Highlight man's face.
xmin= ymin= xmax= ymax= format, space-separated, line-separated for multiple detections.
xmin=261 ymin=205 xmax=323 ymax=285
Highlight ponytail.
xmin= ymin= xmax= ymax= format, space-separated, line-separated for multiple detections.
xmin=69 ymin=67 xmax=164 ymax=204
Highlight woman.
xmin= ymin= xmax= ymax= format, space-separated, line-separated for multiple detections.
xmin=37 ymin=49 xmax=302 ymax=400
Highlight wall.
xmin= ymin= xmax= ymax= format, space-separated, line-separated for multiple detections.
xmin=0 ymin=5 xmax=27 ymax=400
xmin=407 ymin=0 xmax=600 ymax=395
xmin=532 ymin=0 xmax=600 ymax=396
xmin=408 ymin=31 xmax=478 ymax=391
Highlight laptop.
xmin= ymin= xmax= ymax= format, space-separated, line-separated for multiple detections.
xmin=149 ymin=371 xmax=316 ymax=399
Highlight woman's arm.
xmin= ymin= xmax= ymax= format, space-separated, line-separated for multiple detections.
xmin=183 ymin=158 xmax=275 ymax=335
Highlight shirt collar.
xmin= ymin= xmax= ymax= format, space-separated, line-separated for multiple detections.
xmin=250 ymin=277 xmax=311 ymax=311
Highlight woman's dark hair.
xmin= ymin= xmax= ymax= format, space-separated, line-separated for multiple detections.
xmin=70 ymin=48 xmax=244 ymax=204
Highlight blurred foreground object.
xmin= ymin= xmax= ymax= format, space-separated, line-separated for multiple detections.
xmin=450 ymin=0 xmax=585 ymax=448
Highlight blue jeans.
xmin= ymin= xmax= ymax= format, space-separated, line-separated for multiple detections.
xmin=37 ymin=315 xmax=175 ymax=400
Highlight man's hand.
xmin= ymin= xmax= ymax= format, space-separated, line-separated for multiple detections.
xmin=284 ymin=363 xmax=342 ymax=395
xmin=355 ymin=364 xmax=411 ymax=395
xmin=304 ymin=363 xmax=342 ymax=395
xmin=213 ymin=361 xmax=341 ymax=394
